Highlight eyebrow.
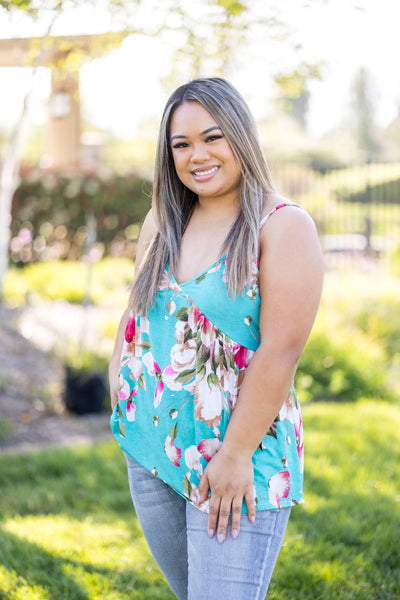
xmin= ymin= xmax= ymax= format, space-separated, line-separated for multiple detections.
xmin=170 ymin=125 xmax=222 ymax=142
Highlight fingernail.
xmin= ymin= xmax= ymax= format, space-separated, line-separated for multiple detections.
xmin=232 ymin=529 xmax=239 ymax=539
xmin=208 ymin=529 xmax=214 ymax=538
xmin=217 ymin=533 xmax=225 ymax=544
xmin=250 ymin=515 xmax=256 ymax=524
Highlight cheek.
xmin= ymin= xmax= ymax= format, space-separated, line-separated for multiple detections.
xmin=172 ymin=154 xmax=186 ymax=178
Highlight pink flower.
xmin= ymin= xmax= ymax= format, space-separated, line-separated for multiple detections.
xmin=142 ymin=352 xmax=161 ymax=376
xmin=154 ymin=381 xmax=164 ymax=407
xmin=118 ymin=375 xmax=131 ymax=401
xmin=234 ymin=344 xmax=248 ymax=369
xmin=126 ymin=399 xmax=136 ymax=422
xmin=124 ymin=317 xmax=136 ymax=343
xmin=268 ymin=471 xmax=290 ymax=507
xmin=164 ymin=435 xmax=181 ymax=466
xmin=198 ymin=437 xmax=222 ymax=461
xmin=162 ymin=364 xmax=182 ymax=391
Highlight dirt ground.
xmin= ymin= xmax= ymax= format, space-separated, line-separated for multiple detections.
xmin=0 ymin=303 xmax=115 ymax=456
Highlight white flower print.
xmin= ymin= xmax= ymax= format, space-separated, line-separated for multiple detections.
xmin=170 ymin=338 xmax=197 ymax=372
xmin=164 ymin=435 xmax=181 ymax=466
xmin=118 ymin=375 xmax=131 ymax=401
xmin=162 ymin=364 xmax=183 ymax=391
xmin=193 ymin=371 xmax=223 ymax=427
xmin=197 ymin=437 xmax=222 ymax=461
xmin=126 ymin=355 xmax=143 ymax=380
xmin=184 ymin=445 xmax=203 ymax=474
xmin=268 ymin=470 xmax=290 ymax=507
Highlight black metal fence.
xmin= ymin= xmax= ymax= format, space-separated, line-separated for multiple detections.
xmin=271 ymin=161 xmax=400 ymax=269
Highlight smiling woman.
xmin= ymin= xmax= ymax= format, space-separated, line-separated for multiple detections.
xmin=108 ymin=77 xmax=323 ymax=600
xmin=169 ymin=103 xmax=242 ymax=215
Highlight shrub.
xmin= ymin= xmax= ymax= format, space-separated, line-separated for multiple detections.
xmin=296 ymin=327 xmax=391 ymax=403
xmin=10 ymin=166 xmax=151 ymax=265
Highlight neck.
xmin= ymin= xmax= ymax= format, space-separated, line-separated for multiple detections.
xmin=195 ymin=194 xmax=241 ymax=220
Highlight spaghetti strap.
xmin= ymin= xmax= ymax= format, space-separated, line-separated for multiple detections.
xmin=259 ymin=202 xmax=300 ymax=229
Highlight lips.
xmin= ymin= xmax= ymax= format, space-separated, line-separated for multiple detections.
xmin=191 ymin=166 xmax=220 ymax=180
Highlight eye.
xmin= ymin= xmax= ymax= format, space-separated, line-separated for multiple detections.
xmin=205 ymin=134 xmax=223 ymax=143
xmin=171 ymin=141 xmax=189 ymax=149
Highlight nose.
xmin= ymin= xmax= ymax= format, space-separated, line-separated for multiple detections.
xmin=190 ymin=142 xmax=210 ymax=163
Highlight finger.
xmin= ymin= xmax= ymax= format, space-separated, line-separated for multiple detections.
xmin=207 ymin=495 xmax=220 ymax=539
xmin=230 ymin=496 xmax=243 ymax=539
xmin=197 ymin=473 xmax=210 ymax=504
xmin=245 ymin=488 xmax=256 ymax=524
xmin=216 ymin=498 xmax=231 ymax=544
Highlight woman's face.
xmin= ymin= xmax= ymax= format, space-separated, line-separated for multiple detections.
xmin=169 ymin=102 xmax=242 ymax=206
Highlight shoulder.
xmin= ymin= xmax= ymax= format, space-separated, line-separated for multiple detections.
xmin=259 ymin=193 xmax=319 ymax=254
xmin=140 ymin=208 xmax=159 ymax=242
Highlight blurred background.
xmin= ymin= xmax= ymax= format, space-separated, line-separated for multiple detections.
xmin=0 ymin=2 xmax=399 ymax=597
xmin=1 ymin=0 xmax=399 ymax=441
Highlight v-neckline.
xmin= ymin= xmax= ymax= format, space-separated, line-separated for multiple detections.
xmin=168 ymin=254 xmax=228 ymax=287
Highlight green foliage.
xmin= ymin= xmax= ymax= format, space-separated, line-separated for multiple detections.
xmin=11 ymin=168 xmax=151 ymax=265
xmin=0 ymin=400 xmax=399 ymax=598
xmin=4 ymin=257 xmax=133 ymax=306
xmin=296 ymin=272 xmax=400 ymax=403
xmin=390 ymin=240 xmax=400 ymax=277
xmin=296 ymin=327 xmax=391 ymax=403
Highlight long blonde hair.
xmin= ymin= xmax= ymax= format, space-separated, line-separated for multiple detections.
xmin=130 ymin=77 xmax=275 ymax=314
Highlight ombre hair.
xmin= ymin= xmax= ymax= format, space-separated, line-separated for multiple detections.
xmin=130 ymin=77 xmax=275 ymax=314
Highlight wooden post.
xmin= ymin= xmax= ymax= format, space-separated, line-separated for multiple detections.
xmin=48 ymin=71 xmax=81 ymax=168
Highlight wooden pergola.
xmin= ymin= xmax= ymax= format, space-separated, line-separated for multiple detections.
xmin=0 ymin=34 xmax=119 ymax=168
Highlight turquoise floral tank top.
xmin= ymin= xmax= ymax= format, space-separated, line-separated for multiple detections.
xmin=110 ymin=203 xmax=304 ymax=513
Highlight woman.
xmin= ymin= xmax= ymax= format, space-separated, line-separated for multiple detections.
xmin=109 ymin=77 xmax=323 ymax=599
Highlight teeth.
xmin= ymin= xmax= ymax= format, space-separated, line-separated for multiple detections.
xmin=193 ymin=167 xmax=218 ymax=176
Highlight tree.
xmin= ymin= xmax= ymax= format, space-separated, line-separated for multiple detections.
xmin=273 ymin=61 xmax=323 ymax=129
xmin=0 ymin=0 xmax=321 ymax=299
xmin=350 ymin=66 xmax=381 ymax=159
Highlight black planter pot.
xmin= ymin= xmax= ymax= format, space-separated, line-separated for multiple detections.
xmin=64 ymin=367 xmax=106 ymax=415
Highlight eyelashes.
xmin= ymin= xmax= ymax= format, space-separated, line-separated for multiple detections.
xmin=171 ymin=135 xmax=224 ymax=149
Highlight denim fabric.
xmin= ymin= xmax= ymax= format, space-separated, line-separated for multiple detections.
xmin=125 ymin=455 xmax=291 ymax=600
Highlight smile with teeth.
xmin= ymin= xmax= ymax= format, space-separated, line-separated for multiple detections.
xmin=192 ymin=166 xmax=219 ymax=176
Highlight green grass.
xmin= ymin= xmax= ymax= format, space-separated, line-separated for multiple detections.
xmin=0 ymin=400 xmax=399 ymax=599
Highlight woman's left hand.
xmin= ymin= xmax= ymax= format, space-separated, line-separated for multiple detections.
xmin=197 ymin=448 xmax=256 ymax=543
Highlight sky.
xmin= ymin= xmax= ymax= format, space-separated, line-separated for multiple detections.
xmin=0 ymin=0 xmax=399 ymax=141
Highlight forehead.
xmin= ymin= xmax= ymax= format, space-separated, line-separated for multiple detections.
xmin=170 ymin=102 xmax=218 ymax=134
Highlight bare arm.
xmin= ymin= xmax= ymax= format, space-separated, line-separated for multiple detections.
xmin=198 ymin=206 xmax=324 ymax=541
xmin=108 ymin=209 xmax=158 ymax=409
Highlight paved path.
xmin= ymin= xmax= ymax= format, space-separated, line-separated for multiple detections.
xmin=0 ymin=304 xmax=114 ymax=455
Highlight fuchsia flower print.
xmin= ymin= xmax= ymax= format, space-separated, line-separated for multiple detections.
xmin=111 ymin=203 xmax=305 ymax=513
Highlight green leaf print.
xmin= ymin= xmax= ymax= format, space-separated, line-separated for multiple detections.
xmin=183 ymin=474 xmax=193 ymax=498
xmin=198 ymin=347 xmax=210 ymax=365
xmin=175 ymin=368 xmax=196 ymax=383
xmin=184 ymin=328 xmax=194 ymax=343
xmin=207 ymin=372 xmax=220 ymax=387
xmin=170 ymin=423 xmax=178 ymax=440
xmin=119 ymin=420 xmax=126 ymax=438
xmin=138 ymin=374 xmax=146 ymax=390
xmin=195 ymin=272 xmax=208 ymax=285
xmin=195 ymin=364 xmax=206 ymax=378
xmin=174 ymin=306 xmax=189 ymax=321
xmin=141 ymin=340 xmax=151 ymax=350
xmin=169 ymin=408 xmax=178 ymax=419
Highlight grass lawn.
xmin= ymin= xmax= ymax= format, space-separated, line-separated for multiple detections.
xmin=0 ymin=400 xmax=399 ymax=599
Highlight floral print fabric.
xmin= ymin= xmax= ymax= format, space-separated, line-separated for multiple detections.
xmin=111 ymin=207 xmax=304 ymax=513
